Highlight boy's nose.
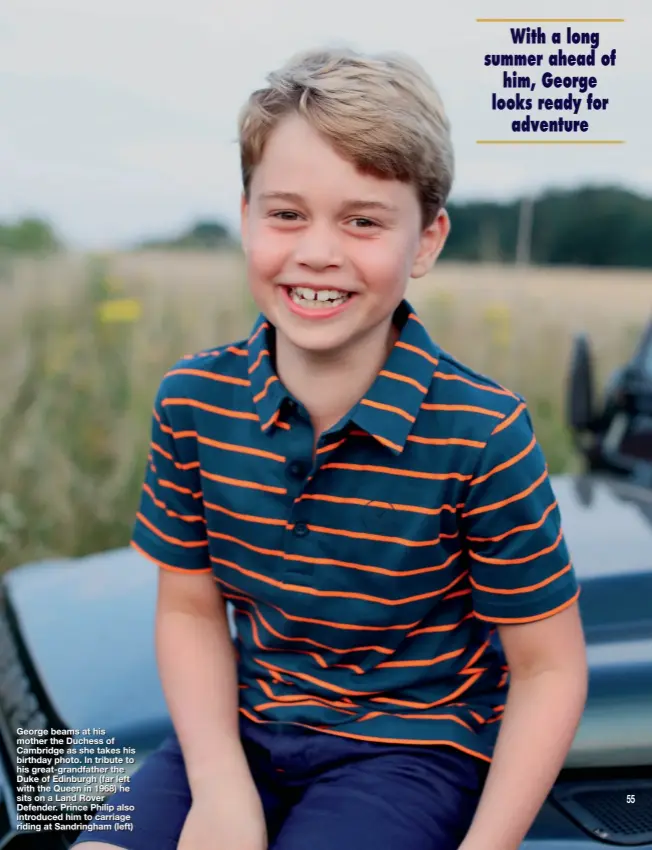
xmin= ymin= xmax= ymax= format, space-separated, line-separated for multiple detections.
xmin=292 ymin=224 xmax=343 ymax=269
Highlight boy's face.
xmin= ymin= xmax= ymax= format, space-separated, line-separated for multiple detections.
xmin=240 ymin=113 xmax=449 ymax=358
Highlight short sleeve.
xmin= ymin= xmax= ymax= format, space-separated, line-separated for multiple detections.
xmin=131 ymin=378 xmax=211 ymax=573
xmin=461 ymin=401 xmax=580 ymax=623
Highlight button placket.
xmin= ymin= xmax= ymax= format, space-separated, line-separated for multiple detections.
xmin=284 ymin=489 xmax=314 ymax=575
xmin=292 ymin=521 xmax=309 ymax=538
xmin=286 ymin=459 xmax=310 ymax=482
xmin=280 ymin=415 xmax=316 ymax=578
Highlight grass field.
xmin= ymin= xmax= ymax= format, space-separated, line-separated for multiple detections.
xmin=1 ymin=250 xmax=649 ymax=574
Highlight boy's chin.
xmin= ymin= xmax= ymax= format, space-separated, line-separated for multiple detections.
xmin=276 ymin=325 xmax=354 ymax=357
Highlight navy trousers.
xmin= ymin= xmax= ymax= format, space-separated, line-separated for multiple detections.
xmin=73 ymin=718 xmax=489 ymax=849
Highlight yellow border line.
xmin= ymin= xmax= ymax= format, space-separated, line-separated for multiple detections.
xmin=476 ymin=140 xmax=625 ymax=145
xmin=476 ymin=18 xmax=625 ymax=22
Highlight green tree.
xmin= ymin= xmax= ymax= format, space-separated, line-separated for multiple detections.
xmin=136 ymin=219 xmax=236 ymax=251
xmin=442 ymin=186 xmax=652 ymax=269
xmin=0 ymin=217 xmax=62 ymax=254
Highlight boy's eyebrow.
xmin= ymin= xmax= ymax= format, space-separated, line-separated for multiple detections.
xmin=259 ymin=191 xmax=399 ymax=214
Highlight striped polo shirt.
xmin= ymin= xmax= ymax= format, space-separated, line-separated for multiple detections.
xmin=131 ymin=298 xmax=580 ymax=763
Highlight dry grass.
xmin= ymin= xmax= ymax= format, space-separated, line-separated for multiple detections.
xmin=1 ymin=251 xmax=649 ymax=574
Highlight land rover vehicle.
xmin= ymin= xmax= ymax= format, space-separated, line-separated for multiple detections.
xmin=567 ymin=317 xmax=652 ymax=485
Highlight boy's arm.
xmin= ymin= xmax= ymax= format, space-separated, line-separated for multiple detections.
xmin=131 ymin=375 xmax=257 ymax=797
xmin=458 ymin=401 xmax=588 ymax=850
xmin=459 ymin=607 xmax=587 ymax=850
xmin=155 ymin=569 xmax=254 ymax=794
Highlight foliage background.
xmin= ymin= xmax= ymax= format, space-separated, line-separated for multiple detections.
xmin=1 ymin=184 xmax=651 ymax=574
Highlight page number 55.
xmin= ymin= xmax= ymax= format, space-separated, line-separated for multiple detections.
xmin=626 ymin=794 xmax=636 ymax=804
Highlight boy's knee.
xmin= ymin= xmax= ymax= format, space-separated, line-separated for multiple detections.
xmin=71 ymin=844 xmax=124 ymax=849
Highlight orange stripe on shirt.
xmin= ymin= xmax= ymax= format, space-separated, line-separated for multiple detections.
xmin=395 ymin=340 xmax=439 ymax=366
xmin=469 ymin=527 xmax=564 ymax=565
xmin=253 ymin=374 xmax=279 ymax=403
xmin=196 ymin=435 xmax=285 ymax=462
xmin=162 ymin=397 xmax=258 ymax=421
xmin=204 ymin=500 xmax=287 ymax=527
xmin=320 ymin=462 xmax=472 ymax=482
xmin=210 ymin=531 xmax=461 ymax=577
xmin=155 ymin=430 xmax=286 ymax=464
xmin=432 ymin=371 xmax=518 ymax=399
xmin=142 ymin=483 xmax=205 ymax=523
xmin=248 ymin=322 xmax=268 ymax=346
xmin=373 ymin=434 xmax=404 ymax=453
xmin=253 ymin=659 xmax=377 ymax=697
xmin=248 ymin=349 xmax=269 ymax=374
xmin=297 ymin=492 xmax=463 ymax=517
xmin=359 ymin=710 xmax=474 ymax=732
xmin=473 ymin=588 xmax=581 ymax=624
xmin=165 ymin=368 xmax=250 ymax=387
xmin=256 ymin=679 xmax=358 ymax=710
xmin=460 ymin=640 xmax=491 ymax=674
xmin=470 ymin=561 xmax=573 ymax=595
xmin=316 ymin=437 xmax=347 ymax=455
xmin=469 ymin=435 xmax=536 ymax=487
xmin=292 ymin=522 xmax=459 ymax=548
xmin=216 ymin=577 xmax=421 ymax=632
xmin=360 ymin=398 xmax=415 ymax=422
xmin=130 ymin=540 xmax=212 ymax=573
xmin=421 ymin=403 xmax=505 ymax=419
xmin=466 ymin=501 xmax=557 ymax=543
xmin=443 ymin=588 xmax=472 ymax=601
xmin=158 ymin=478 xmax=203 ymax=499
xmin=461 ymin=468 xmax=548 ymax=517
xmin=407 ymin=612 xmax=474 ymax=637
xmin=491 ymin=402 xmax=526 ymax=434
xmin=271 ymin=722 xmax=492 ymax=762
xmin=378 ymin=370 xmax=429 ymax=394
xmin=150 ymin=440 xmax=173 ymax=461
xmin=376 ymin=647 xmax=465 ymax=669
xmin=370 ymin=670 xmax=485 ymax=709
xmin=407 ymin=434 xmax=487 ymax=448
xmin=200 ymin=469 xmax=287 ymax=495
xmin=135 ymin=512 xmax=208 ymax=548
xmin=212 ymin=555 xmax=467 ymax=605
xmin=254 ymin=699 xmax=358 ymax=716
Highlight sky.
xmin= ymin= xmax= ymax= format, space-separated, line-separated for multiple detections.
xmin=1 ymin=0 xmax=649 ymax=249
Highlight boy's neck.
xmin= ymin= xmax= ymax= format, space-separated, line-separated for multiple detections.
xmin=274 ymin=317 xmax=399 ymax=440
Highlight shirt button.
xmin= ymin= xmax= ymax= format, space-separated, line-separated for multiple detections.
xmin=293 ymin=522 xmax=310 ymax=538
xmin=286 ymin=460 xmax=309 ymax=480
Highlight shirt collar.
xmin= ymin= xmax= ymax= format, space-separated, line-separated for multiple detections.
xmin=247 ymin=298 xmax=440 ymax=455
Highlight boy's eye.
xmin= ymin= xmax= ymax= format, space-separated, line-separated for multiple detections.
xmin=349 ymin=217 xmax=378 ymax=228
xmin=271 ymin=211 xmax=300 ymax=221
xmin=268 ymin=212 xmax=380 ymax=229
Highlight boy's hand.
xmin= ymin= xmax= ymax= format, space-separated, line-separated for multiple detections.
xmin=178 ymin=776 xmax=267 ymax=850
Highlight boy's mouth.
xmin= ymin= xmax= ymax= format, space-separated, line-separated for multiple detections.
xmin=286 ymin=285 xmax=353 ymax=309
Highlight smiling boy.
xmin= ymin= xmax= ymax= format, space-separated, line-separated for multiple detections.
xmin=75 ymin=46 xmax=588 ymax=850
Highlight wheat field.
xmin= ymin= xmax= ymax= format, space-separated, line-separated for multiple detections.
xmin=1 ymin=251 xmax=650 ymax=574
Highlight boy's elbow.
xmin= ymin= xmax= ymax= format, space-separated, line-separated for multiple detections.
xmin=498 ymin=601 xmax=588 ymax=682
xmin=157 ymin=566 xmax=224 ymax=619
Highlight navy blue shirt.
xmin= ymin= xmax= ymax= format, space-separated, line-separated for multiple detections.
xmin=132 ymin=298 xmax=580 ymax=763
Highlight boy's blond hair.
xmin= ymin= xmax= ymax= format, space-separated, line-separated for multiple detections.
xmin=238 ymin=46 xmax=454 ymax=229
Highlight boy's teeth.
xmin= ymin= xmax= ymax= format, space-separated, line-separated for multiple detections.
xmin=289 ymin=286 xmax=351 ymax=308
xmin=293 ymin=286 xmax=348 ymax=301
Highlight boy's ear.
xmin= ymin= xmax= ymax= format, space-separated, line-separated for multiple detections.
xmin=240 ymin=192 xmax=249 ymax=249
xmin=411 ymin=208 xmax=450 ymax=279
